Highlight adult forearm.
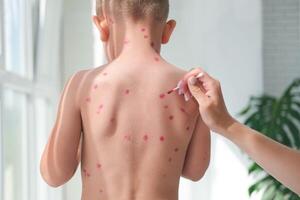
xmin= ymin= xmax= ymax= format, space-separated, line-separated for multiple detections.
xmin=223 ymin=121 xmax=300 ymax=195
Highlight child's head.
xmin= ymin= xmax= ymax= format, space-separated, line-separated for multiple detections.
xmin=96 ymin=0 xmax=169 ymax=22
xmin=93 ymin=0 xmax=176 ymax=61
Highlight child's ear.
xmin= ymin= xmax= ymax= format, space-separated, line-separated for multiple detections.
xmin=161 ymin=19 xmax=176 ymax=44
xmin=92 ymin=15 xmax=109 ymax=42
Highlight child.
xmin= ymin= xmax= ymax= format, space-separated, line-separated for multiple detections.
xmin=40 ymin=0 xmax=211 ymax=199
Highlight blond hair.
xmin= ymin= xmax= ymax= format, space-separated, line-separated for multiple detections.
xmin=96 ymin=0 xmax=169 ymax=22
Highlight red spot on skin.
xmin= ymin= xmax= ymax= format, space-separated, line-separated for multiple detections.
xmin=87 ymin=172 xmax=91 ymax=177
xmin=160 ymin=136 xmax=165 ymax=142
xmin=154 ymin=57 xmax=160 ymax=62
xmin=125 ymin=89 xmax=130 ymax=95
xmin=162 ymin=174 xmax=167 ymax=178
xmin=83 ymin=168 xmax=87 ymax=173
xmin=110 ymin=118 xmax=115 ymax=123
xmin=169 ymin=115 xmax=174 ymax=120
xmin=144 ymin=35 xmax=149 ymax=39
xmin=143 ymin=134 xmax=148 ymax=141
xmin=99 ymin=104 xmax=104 ymax=109
xmin=141 ymin=28 xmax=146 ymax=32
xmin=124 ymin=39 xmax=130 ymax=45
xmin=180 ymin=108 xmax=186 ymax=113
xmin=159 ymin=94 xmax=166 ymax=99
xmin=94 ymin=84 xmax=98 ymax=90
xmin=151 ymin=42 xmax=155 ymax=47
xmin=164 ymin=105 xmax=169 ymax=109
xmin=103 ymin=72 xmax=108 ymax=76
xmin=174 ymin=148 xmax=179 ymax=152
xmin=86 ymin=97 xmax=91 ymax=103
xmin=97 ymin=163 xmax=102 ymax=169
xmin=99 ymin=189 xmax=103 ymax=193
xmin=186 ymin=126 xmax=190 ymax=131
xmin=124 ymin=134 xmax=132 ymax=141
xmin=168 ymin=157 xmax=172 ymax=162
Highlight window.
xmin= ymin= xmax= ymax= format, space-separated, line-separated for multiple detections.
xmin=0 ymin=0 xmax=63 ymax=199
xmin=2 ymin=89 xmax=28 ymax=200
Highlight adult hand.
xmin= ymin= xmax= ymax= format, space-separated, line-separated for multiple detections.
xmin=178 ymin=68 xmax=235 ymax=133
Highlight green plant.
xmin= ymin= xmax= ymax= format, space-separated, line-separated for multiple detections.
xmin=239 ymin=78 xmax=300 ymax=200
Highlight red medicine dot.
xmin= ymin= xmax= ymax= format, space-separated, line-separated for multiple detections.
xmin=143 ymin=134 xmax=148 ymax=141
xmin=160 ymin=136 xmax=165 ymax=142
xmin=180 ymin=108 xmax=186 ymax=113
xmin=125 ymin=89 xmax=130 ymax=95
xmin=169 ymin=115 xmax=174 ymax=120
xmin=159 ymin=94 xmax=166 ymax=99
xmin=97 ymin=163 xmax=102 ymax=169
xmin=86 ymin=97 xmax=91 ymax=103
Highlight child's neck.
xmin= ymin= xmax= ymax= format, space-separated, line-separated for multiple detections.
xmin=109 ymin=21 xmax=164 ymax=60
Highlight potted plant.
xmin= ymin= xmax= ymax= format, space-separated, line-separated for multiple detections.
xmin=239 ymin=78 xmax=300 ymax=199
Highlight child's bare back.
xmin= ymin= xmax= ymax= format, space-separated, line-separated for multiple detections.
xmin=77 ymin=54 xmax=209 ymax=199
xmin=40 ymin=0 xmax=210 ymax=199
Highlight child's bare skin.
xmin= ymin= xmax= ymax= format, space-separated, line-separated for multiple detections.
xmin=40 ymin=11 xmax=210 ymax=200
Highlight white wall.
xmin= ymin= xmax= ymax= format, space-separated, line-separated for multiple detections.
xmin=62 ymin=0 xmax=263 ymax=199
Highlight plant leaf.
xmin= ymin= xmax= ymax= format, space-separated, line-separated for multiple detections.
xmin=248 ymin=176 xmax=272 ymax=196
xmin=248 ymin=162 xmax=263 ymax=175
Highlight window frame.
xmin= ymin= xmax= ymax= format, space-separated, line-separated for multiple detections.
xmin=0 ymin=0 xmax=62 ymax=199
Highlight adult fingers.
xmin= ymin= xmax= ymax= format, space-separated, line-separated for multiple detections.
xmin=187 ymin=76 xmax=209 ymax=104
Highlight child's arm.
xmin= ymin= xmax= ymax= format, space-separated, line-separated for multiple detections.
xmin=40 ymin=70 xmax=86 ymax=187
xmin=181 ymin=116 xmax=211 ymax=181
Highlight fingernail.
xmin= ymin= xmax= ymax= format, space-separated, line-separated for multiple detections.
xmin=177 ymin=80 xmax=183 ymax=88
xmin=178 ymin=88 xmax=183 ymax=95
xmin=184 ymin=93 xmax=189 ymax=101
xmin=188 ymin=77 xmax=197 ymax=85
xmin=196 ymin=72 xmax=204 ymax=78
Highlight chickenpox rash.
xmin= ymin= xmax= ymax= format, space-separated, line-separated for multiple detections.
xmin=154 ymin=57 xmax=160 ymax=62
xmin=125 ymin=89 xmax=130 ymax=95
xmin=174 ymin=148 xmax=179 ymax=152
xmin=99 ymin=189 xmax=104 ymax=193
xmin=168 ymin=157 xmax=172 ymax=162
xmin=180 ymin=108 xmax=186 ymax=113
xmin=151 ymin=41 xmax=155 ymax=47
xmin=169 ymin=115 xmax=174 ymax=120
xmin=124 ymin=39 xmax=130 ymax=45
xmin=159 ymin=94 xmax=166 ymax=99
xmin=124 ymin=134 xmax=132 ymax=141
xmin=186 ymin=126 xmax=190 ymax=131
xmin=164 ymin=105 xmax=169 ymax=109
xmin=144 ymin=35 xmax=149 ymax=39
xmin=141 ymin=28 xmax=146 ymax=32
xmin=160 ymin=136 xmax=165 ymax=141
xmin=97 ymin=163 xmax=102 ymax=169
xmin=94 ymin=84 xmax=98 ymax=90
xmin=143 ymin=134 xmax=148 ymax=141
xmin=110 ymin=118 xmax=116 ymax=123
xmin=103 ymin=72 xmax=108 ymax=76
xmin=86 ymin=97 xmax=91 ymax=103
